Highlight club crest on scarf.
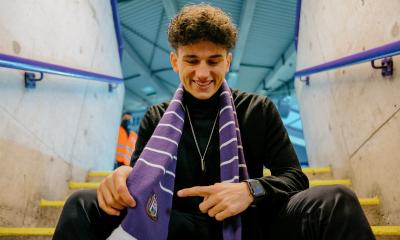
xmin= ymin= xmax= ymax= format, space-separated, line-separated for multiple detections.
xmin=145 ymin=190 xmax=158 ymax=221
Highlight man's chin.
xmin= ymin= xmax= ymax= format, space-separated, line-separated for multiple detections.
xmin=193 ymin=93 xmax=212 ymax=100
xmin=192 ymin=91 xmax=214 ymax=100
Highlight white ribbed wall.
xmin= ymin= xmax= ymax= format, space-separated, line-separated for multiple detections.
xmin=296 ymin=0 xmax=400 ymax=225
xmin=0 ymin=0 xmax=124 ymax=228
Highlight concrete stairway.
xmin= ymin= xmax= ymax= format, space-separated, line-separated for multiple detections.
xmin=1 ymin=168 xmax=400 ymax=239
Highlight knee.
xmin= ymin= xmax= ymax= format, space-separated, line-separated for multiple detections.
xmin=66 ymin=190 xmax=85 ymax=204
xmin=64 ymin=189 xmax=96 ymax=209
xmin=312 ymin=185 xmax=360 ymax=211
xmin=325 ymin=185 xmax=358 ymax=202
xmin=325 ymin=185 xmax=357 ymax=199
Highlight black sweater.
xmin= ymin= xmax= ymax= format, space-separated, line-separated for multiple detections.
xmin=129 ymin=88 xmax=309 ymax=237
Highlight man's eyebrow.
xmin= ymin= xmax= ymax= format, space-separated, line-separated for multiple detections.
xmin=182 ymin=55 xmax=198 ymax=58
xmin=182 ymin=54 xmax=224 ymax=59
xmin=209 ymin=54 xmax=224 ymax=58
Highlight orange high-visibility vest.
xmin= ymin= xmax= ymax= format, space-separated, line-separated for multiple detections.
xmin=115 ymin=126 xmax=137 ymax=166
xmin=124 ymin=131 xmax=137 ymax=165
xmin=115 ymin=126 xmax=128 ymax=164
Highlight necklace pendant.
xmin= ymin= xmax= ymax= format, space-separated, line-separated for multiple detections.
xmin=201 ymin=158 xmax=204 ymax=171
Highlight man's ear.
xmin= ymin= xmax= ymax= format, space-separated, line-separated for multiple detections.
xmin=225 ymin=53 xmax=232 ymax=73
xmin=171 ymin=52 xmax=179 ymax=73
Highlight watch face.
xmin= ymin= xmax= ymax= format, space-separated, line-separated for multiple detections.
xmin=250 ymin=181 xmax=265 ymax=196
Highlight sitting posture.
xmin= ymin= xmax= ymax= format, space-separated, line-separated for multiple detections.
xmin=53 ymin=4 xmax=375 ymax=240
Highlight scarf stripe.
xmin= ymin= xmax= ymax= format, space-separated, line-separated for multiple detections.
xmin=159 ymin=182 xmax=173 ymax=195
xmin=164 ymin=111 xmax=185 ymax=122
xmin=222 ymin=176 xmax=240 ymax=183
xmin=136 ymin=158 xmax=166 ymax=173
xmin=157 ymin=124 xmax=182 ymax=133
xmin=220 ymin=156 xmax=239 ymax=166
xmin=220 ymin=121 xmax=236 ymax=132
xmin=108 ymin=81 xmax=249 ymax=240
xmin=151 ymin=135 xmax=179 ymax=146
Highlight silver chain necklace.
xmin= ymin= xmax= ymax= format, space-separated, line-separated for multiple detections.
xmin=186 ymin=104 xmax=219 ymax=172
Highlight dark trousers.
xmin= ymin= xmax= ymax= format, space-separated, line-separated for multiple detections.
xmin=53 ymin=185 xmax=375 ymax=240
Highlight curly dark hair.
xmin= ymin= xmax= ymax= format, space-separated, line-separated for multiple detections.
xmin=167 ymin=3 xmax=238 ymax=53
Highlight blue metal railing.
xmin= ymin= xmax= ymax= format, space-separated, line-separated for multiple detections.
xmin=294 ymin=40 xmax=400 ymax=78
xmin=111 ymin=0 xmax=124 ymax=62
xmin=0 ymin=53 xmax=123 ymax=83
xmin=0 ymin=0 xmax=124 ymax=84
xmin=294 ymin=0 xmax=302 ymax=52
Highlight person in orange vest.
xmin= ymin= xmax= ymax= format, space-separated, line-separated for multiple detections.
xmin=115 ymin=113 xmax=138 ymax=169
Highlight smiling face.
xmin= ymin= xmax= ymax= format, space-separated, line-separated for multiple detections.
xmin=170 ymin=41 xmax=232 ymax=100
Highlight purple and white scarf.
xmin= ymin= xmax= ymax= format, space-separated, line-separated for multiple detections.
xmin=108 ymin=80 xmax=250 ymax=240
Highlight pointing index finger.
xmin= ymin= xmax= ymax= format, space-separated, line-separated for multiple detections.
xmin=177 ymin=186 xmax=214 ymax=197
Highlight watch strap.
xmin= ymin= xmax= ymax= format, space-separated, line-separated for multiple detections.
xmin=243 ymin=179 xmax=266 ymax=205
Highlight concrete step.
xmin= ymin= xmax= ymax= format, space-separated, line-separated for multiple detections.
xmin=90 ymin=168 xmax=334 ymax=182
xmin=263 ymin=167 xmax=332 ymax=175
xmin=93 ymin=167 xmax=333 ymax=182
xmin=69 ymin=182 xmax=100 ymax=188
xmin=376 ymin=235 xmax=400 ymax=240
xmin=264 ymin=167 xmax=334 ymax=180
xmin=0 ymin=237 xmax=52 ymax=240
xmin=56 ymin=182 xmax=100 ymax=202
xmin=38 ymin=196 xmax=380 ymax=208
xmin=39 ymin=197 xmax=381 ymax=227
xmin=39 ymin=200 xmax=65 ymax=208
xmin=360 ymin=196 xmax=380 ymax=205
xmin=86 ymin=171 xmax=111 ymax=183
xmin=0 ymin=228 xmax=54 ymax=239
xmin=2 ymin=226 xmax=399 ymax=237
xmin=0 ymin=228 xmax=54 ymax=236
xmin=71 ymin=179 xmax=353 ymax=189
xmin=372 ymin=227 xmax=400 ymax=239
xmin=89 ymin=171 xmax=112 ymax=176
xmin=2 ymin=192 xmax=396 ymax=238
xmin=3 ymin=168 xmax=398 ymax=238
xmin=309 ymin=179 xmax=352 ymax=186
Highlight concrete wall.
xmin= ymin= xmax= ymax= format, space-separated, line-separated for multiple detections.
xmin=296 ymin=0 xmax=400 ymax=225
xmin=0 ymin=0 xmax=124 ymax=228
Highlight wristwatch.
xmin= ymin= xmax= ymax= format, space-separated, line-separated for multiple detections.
xmin=242 ymin=179 xmax=266 ymax=205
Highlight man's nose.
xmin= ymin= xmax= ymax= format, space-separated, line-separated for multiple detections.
xmin=195 ymin=61 xmax=211 ymax=80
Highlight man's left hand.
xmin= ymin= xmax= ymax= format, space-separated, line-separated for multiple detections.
xmin=177 ymin=182 xmax=254 ymax=221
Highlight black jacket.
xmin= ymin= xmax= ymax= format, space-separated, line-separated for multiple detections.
xmin=130 ymin=88 xmax=309 ymax=239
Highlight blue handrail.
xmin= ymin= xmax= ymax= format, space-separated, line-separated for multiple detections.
xmin=294 ymin=0 xmax=302 ymax=52
xmin=111 ymin=0 xmax=124 ymax=62
xmin=294 ymin=40 xmax=400 ymax=78
xmin=0 ymin=53 xmax=123 ymax=84
xmin=0 ymin=0 xmax=124 ymax=84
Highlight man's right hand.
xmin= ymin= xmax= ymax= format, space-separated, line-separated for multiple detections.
xmin=97 ymin=165 xmax=136 ymax=216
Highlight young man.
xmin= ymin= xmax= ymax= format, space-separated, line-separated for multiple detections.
xmin=53 ymin=4 xmax=375 ymax=240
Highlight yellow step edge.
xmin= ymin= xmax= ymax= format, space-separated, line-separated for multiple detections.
xmin=89 ymin=171 xmax=112 ymax=176
xmin=90 ymin=168 xmax=332 ymax=176
xmin=309 ymin=179 xmax=351 ymax=186
xmin=0 ymin=228 xmax=55 ymax=236
xmin=39 ymin=199 xmax=66 ymax=208
xmin=263 ymin=167 xmax=331 ymax=175
xmin=69 ymin=182 xmax=101 ymax=188
xmin=38 ymin=196 xmax=380 ymax=208
xmin=1 ymin=226 xmax=398 ymax=236
xmin=372 ymin=226 xmax=400 ymax=235
xmin=70 ymin=179 xmax=350 ymax=188
xmin=302 ymin=167 xmax=331 ymax=173
xmin=359 ymin=196 xmax=380 ymax=205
